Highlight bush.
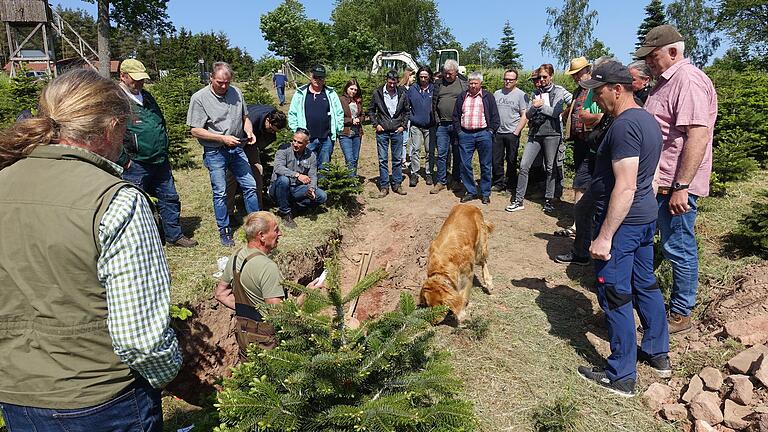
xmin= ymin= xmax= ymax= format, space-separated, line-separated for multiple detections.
xmin=712 ymin=128 xmax=759 ymax=183
xmin=531 ymin=395 xmax=580 ymax=432
xmin=0 ymin=73 xmax=44 ymax=130
xmin=241 ymin=79 xmax=275 ymax=106
xmin=734 ymin=190 xmax=768 ymax=256
xmin=150 ymin=71 xmax=204 ymax=168
xmin=214 ymin=258 xmax=477 ymax=432
xmin=318 ymin=161 xmax=363 ymax=209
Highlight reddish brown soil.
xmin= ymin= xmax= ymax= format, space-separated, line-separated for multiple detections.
xmin=704 ymin=262 xmax=768 ymax=327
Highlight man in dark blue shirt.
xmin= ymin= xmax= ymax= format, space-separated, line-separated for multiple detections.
xmin=272 ymin=70 xmax=288 ymax=106
xmin=575 ymin=61 xmax=669 ymax=398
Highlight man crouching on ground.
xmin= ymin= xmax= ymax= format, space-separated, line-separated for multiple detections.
xmin=215 ymin=211 xmax=323 ymax=359
xmin=576 ymin=61 xmax=670 ymax=397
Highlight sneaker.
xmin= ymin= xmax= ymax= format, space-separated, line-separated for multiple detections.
xmin=425 ymin=175 xmax=433 ymax=186
xmin=637 ymin=350 xmax=672 ymax=378
xmin=219 ymin=228 xmax=235 ymax=247
xmin=430 ymin=183 xmax=446 ymax=194
xmin=460 ymin=193 xmax=477 ymax=203
xmin=491 ymin=184 xmax=506 ymax=192
xmin=378 ymin=188 xmax=389 ymax=198
xmin=168 ymin=235 xmax=198 ymax=248
xmin=409 ymin=174 xmax=418 ymax=187
xmin=577 ymin=366 xmax=636 ymax=397
xmin=481 ymin=196 xmax=490 ymax=205
xmin=555 ymin=252 xmax=590 ymax=266
xmin=543 ymin=199 xmax=555 ymax=214
xmin=668 ymin=312 xmax=693 ymax=334
xmin=392 ymin=186 xmax=407 ymax=196
xmin=280 ymin=213 xmax=298 ymax=229
xmin=505 ymin=200 xmax=524 ymax=212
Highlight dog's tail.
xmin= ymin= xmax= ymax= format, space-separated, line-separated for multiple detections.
xmin=485 ymin=221 xmax=495 ymax=234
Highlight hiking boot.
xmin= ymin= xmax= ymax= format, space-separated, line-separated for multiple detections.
xmin=430 ymin=183 xmax=446 ymax=194
xmin=637 ymin=350 xmax=672 ymax=378
xmin=668 ymin=312 xmax=693 ymax=334
xmin=460 ymin=193 xmax=477 ymax=203
xmin=168 ymin=235 xmax=198 ymax=248
xmin=425 ymin=174 xmax=433 ymax=185
xmin=280 ymin=212 xmax=298 ymax=229
xmin=392 ymin=186 xmax=407 ymax=196
xmin=555 ymin=252 xmax=590 ymax=266
xmin=409 ymin=174 xmax=418 ymax=187
xmin=505 ymin=200 xmax=524 ymax=212
xmin=378 ymin=188 xmax=389 ymax=198
xmin=577 ymin=366 xmax=636 ymax=397
xmin=491 ymin=184 xmax=506 ymax=192
xmin=543 ymin=199 xmax=555 ymax=214
xmin=481 ymin=196 xmax=490 ymax=205
xmin=219 ymin=228 xmax=235 ymax=247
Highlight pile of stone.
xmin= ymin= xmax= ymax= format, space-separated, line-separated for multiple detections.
xmin=642 ymin=317 xmax=768 ymax=432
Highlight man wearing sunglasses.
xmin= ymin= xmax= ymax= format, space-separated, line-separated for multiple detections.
xmin=287 ymin=65 xmax=344 ymax=172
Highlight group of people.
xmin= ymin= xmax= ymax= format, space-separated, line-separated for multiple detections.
xmin=0 ymin=21 xmax=717 ymax=430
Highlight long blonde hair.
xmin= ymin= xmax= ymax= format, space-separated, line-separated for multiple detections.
xmin=0 ymin=69 xmax=131 ymax=169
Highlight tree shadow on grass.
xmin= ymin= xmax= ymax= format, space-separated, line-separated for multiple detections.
xmin=533 ymin=232 xmax=596 ymax=291
xmin=720 ymin=232 xmax=766 ymax=260
xmin=510 ymin=277 xmax=605 ymax=364
xmin=179 ymin=215 xmax=202 ymax=237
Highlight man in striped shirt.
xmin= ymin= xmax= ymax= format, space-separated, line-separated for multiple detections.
xmin=452 ymin=71 xmax=500 ymax=204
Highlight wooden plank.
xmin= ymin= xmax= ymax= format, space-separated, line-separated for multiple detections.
xmin=1 ymin=0 xmax=48 ymax=23
xmin=346 ymin=249 xmax=372 ymax=319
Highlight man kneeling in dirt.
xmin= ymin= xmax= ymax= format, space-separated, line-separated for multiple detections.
xmin=215 ymin=211 xmax=323 ymax=359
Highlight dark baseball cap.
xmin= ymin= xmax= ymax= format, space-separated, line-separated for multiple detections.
xmin=310 ymin=64 xmax=326 ymax=78
xmin=579 ymin=61 xmax=633 ymax=89
xmin=634 ymin=25 xmax=685 ymax=58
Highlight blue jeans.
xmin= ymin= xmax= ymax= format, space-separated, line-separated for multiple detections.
xmin=308 ymin=136 xmax=333 ymax=173
xmin=0 ymin=377 xmax=163 ymax=431
xmin=339 ymin=134 xmax=361 ymax=177
xmin=122 ymin=160 xmax=183 ymax=242
xmin=276 ymin=85 xmax=285 ymax=105
xmin=457 ymin=129 xmax=493 ymax=197
xmin=657 ymin=193 xmax=699 ymax=317
xmin=593 ymin=220 xmax=669 ymax=383
xmin=375 ymin=131 xmax=404 ymax=188
xmin=203 ymin=146 xmax=259 ymax=230
xmin=268 ymin=175 xmax=328 ymax=215
xmin=435 ymin=123 xmax=461 ymax=185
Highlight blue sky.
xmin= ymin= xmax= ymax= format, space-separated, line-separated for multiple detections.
xmin=54 ymin=0 xmax=727 ymax=69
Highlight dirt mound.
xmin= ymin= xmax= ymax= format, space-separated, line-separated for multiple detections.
xmin=166 ymin=299 xmax=238 ymax=406
xmin=704 ymin=262 xmax=768 ymax=327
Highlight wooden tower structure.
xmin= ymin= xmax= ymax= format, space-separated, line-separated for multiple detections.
xmin=1 ymin=0 xmax=53 ymax=77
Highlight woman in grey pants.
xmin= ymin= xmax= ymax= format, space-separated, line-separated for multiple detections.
xmin=506 ymin=64 xmax=572 ymax=214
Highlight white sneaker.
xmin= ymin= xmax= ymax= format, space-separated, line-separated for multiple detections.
xmin=505 ymin=201 xmax=524 ymax=212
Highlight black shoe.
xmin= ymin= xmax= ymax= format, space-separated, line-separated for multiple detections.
xmin=505 ymin=200 xmax=524 ymax=212
xmin=460 ymin=193 xmax=477 ymax=203
xmin=543 ymin=199 xmax=555 ymax=214
xmin=555 ymin=253 xmax=590 ymax=266
xmin=481 ymin=196 xmax=490 ymax=205
xmin=425 ymin=175 xmax=433 ymax=186
xmin=409 ymin=174 xmax=418 ymax=187
xmin=281 ymin=213 xmax=298 ymax=229
xmin=577 ymin=366 xmax=636 ymax=397
xmin=491 ymin=184 xmax=505 ymax=192
xmin=637 ymin=350 xmax=672 ymax=378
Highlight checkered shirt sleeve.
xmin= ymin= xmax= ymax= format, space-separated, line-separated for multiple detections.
xmin=97 ymin=186 xmax=182 ymax=388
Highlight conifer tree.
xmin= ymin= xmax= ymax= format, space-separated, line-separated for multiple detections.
xmin=496 ymin=21 xmax=523 ymax=70
xmin=635 ymin=0 xmax=667 ymax=50
xmin=215 ymin=255 xmax=477 ymax=432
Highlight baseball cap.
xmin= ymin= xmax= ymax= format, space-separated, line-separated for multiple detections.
xmin=566 ymin=57 xmax=590 ymax=75
xmin=385 ymin=69 xmax=399 ymax=80
xmin=310 ymin=65 xmax=326 ymax=78
xmin=579 ymin=61 xmax=633 ymax=89
xmin=120 ymin=59 xmax=150 ymax=81
xmin=634 ymin=25 xmax=685 ymax=58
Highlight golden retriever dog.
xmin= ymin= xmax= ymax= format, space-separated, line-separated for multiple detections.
xmin=420 ymin=204 xmax=494 ymax=322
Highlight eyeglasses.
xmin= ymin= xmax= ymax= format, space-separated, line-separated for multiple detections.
xmin=531 ymin=77 xmax=541 ymax=81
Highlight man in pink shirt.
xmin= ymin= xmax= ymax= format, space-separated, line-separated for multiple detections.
xmin=635 ymin=25 xmax=718 ymax=334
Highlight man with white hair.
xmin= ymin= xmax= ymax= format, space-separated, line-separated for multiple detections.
xmin=627 ymin=60 xmax=653 ymax=105
xmin=430 ymin=59 xmax=467 ymax=194
xmin=452 ymin=71 xmax=499 ymax=204
xmin=635 ymin=25 xmax=718 ymax=334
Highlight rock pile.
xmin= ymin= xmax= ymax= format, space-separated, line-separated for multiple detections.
xmin=642 ymin=339 xmax=768 ymax=431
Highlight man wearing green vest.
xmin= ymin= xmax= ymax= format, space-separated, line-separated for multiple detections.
xmin=119 ymin=59 xmax=198 ymax=248
xmin=0 ymin=70 xmax=181 ymax=431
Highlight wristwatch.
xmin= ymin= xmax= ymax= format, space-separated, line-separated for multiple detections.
xmin=672 ymin=182 xmax=689 ymax=191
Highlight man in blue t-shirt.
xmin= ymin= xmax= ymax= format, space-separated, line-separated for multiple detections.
xmin=575 ymin=61 xmax=669 ymax=398
xmin=272 ymin=70 xmax=288 ymax=106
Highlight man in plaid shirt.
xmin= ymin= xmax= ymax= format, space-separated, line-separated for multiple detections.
xmin=452 ymin=71 xmax=500 ymax=204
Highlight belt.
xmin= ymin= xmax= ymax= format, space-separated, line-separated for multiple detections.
xmin=657 ymin=186 xmax=672 ymax=195
xmin=460 ymin=127 xmax=489 ymax=133
xmin=439 ymin=120 xmax=452 ymax=125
